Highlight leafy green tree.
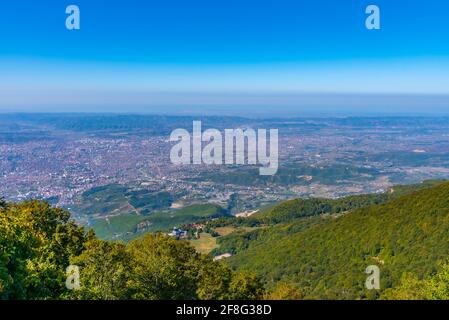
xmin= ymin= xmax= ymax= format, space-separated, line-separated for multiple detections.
xmin=69 ymin=239 xmax=132 ymax=300
xmin=381 ymin=262 xmax=449 ymax=300
xmin=196 ymin=258 xmax=233 ymax=300
xmin=264 ymin=281 xmax=306 ymax=300
xmin=423 ymin=262 xmax=449 ymax=300
xmin=127 ymin=234 xmax=200 ymax=299
xmin=0 ymin=200 xmax=88 ymax=299
xmin=381 ymin=273 xmax=427 ymax=300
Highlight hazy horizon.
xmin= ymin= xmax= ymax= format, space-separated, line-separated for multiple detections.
xmin=1 ymin=92 xmax=449 ymax=117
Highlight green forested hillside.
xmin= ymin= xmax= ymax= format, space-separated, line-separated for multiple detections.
xmin=225 ymin=181 xmax=449 ymax=299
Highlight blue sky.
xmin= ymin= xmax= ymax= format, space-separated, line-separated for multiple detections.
xmin=1 ymin=0 xmax=449 ymax=114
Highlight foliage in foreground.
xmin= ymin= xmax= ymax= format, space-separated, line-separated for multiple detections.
xmin=381 ymin=262 xmax=449 ymax=300
xmin=1 ymin=179 xmax=448 ymax=300
xmin=0 ymin=199 xmax=263 ymax=300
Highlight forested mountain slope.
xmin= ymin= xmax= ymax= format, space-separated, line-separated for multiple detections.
xmin=226 ymin=181 xmax=449 ymax=299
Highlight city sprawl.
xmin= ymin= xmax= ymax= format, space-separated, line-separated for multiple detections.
xmin=1 ymin=114 xmax=449 ymax=239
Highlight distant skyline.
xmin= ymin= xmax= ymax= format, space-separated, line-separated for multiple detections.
xmin=1 ymin=0 xmax=449 ymax=114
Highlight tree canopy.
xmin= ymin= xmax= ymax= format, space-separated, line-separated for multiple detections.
xmin=0 ymin=200 xmax=263 ymax=300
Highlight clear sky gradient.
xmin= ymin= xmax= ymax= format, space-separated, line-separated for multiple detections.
xmin=1 ymin=0 xmax=449 ymax=115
